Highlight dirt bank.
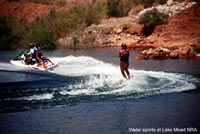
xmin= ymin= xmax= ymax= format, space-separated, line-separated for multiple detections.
xmin=0 ymin=1 xmax=67 ymax=21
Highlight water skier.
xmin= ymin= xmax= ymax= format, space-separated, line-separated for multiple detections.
xmin=119 ymin=43 xmax=130 ymax=79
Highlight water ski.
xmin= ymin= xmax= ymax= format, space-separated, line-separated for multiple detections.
xmin=130 ymin=74 xmax=134 ymax=78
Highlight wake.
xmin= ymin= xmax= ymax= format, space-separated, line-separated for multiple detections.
xmin=0 ymin=56 xmax=198 ymax=100
xmin=0 ymin=55 xmax=199 ymax=113
xmin=50 ymin=56 xmax=197 ymax=98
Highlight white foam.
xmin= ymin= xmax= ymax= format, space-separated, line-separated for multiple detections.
xmin=1 ymin=56 xmax=197 ymax=99
xmin=49 ymin=56 xmax=197 ymax=98
xmin=0 ymin=62 xmax=23 ymax=71
xmin=16 ymin=93 xmax=53 ymax=101
xmin=51 ymin=56 xmax=121 ymax=76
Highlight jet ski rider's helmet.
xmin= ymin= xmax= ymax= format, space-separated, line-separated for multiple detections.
xmin=30 ymin=43 xmax=36 ymax=48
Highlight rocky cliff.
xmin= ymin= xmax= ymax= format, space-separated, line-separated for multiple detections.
xmin=83 ymin=0 xmax=200 ymax=60
xmin=135 ymin=3 xmax=200 ymax=60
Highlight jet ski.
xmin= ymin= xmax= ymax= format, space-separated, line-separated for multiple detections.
xmin=10 ymin=50 xmax=58 ymax=71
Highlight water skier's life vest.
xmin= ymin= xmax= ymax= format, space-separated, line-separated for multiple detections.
xmin=120 ymin=49 xmax=129 ymax=64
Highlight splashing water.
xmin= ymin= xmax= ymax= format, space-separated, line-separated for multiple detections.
xmin=0 ymin=56 xmax=198 ymax=112
xmin=52 ymin=56 xmax=197 ymax=96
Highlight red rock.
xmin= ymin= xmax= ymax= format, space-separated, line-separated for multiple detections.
xmin=135 ymin=3 xmax=200 ymax=60
xmin=170 ymin=50 xmax=179 ymax=59
xmin=0 ymin=1 xmax=68 ymax=22
xmin=125 ymin=24 xmax=143 ymax=36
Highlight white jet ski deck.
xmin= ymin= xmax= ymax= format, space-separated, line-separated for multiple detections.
xmin=10 ymin=51 xmax=58 ymax=71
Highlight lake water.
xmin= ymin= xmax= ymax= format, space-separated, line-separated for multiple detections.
xmin=0 ymin=48 xmax=200 ymax=134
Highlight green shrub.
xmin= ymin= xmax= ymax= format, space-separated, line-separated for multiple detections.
xmin=82 ymin=34 xmax=96 ymax=45
xmin=56 ymin=0 xmax=66 ymax=7
xmin=193 ymin=38 xmax=200 ymax=53
xmin=8 ymin=0 xmax=19 ymax=1
xmin=100 ymin=25 xmax=114 ymax=34
xmin=0 ymin=16 xmax=13 ymax=50
xmin=154 ymin=0 xmax=167 ymax=5
xmin=106 ymin=0 xmax=119 ymax=17
xmin=10 ymin=0 xmax=66 ymax=6
xmin=29 ymin=29 xmax=57 ymax=50
xmin=142 ymin=0 xmax=154 ymax=8
xmin=0 ymin=3 xmax=107 ymax=50
xmin=34 ymin=6 xmax=99 ymax=42
xmin=49 ymin=8 xmax=56 ymax=17
xmin=119 ymin=21 xmax=132 ymax=30
xmin=85 ymin=4 xmax=107 ymax=26
xmin=106 ymin=0 xmax=133 ymax=17
xmin=85 ymin=6 xmax=99 ymax=26
xmin=22 ymin=0 xmax=52 ymax=5
xmin=46 ymin=4 xmax=106 ymax=37
xmin=0 ymin=16 xmax=23 ymax=50
xmin=73 ymin=36 xmax=80 ymax=47
xmin=139 ymin=9 xmax=168 ymax=36
xmin=132 ymin=0 xmax=166 ymax=8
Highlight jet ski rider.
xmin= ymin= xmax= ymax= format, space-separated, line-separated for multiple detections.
xmin=25 ymin=43 xmax=38 ymax=65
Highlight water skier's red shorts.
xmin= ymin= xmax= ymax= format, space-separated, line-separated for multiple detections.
xmin=120 ymin=61 xmax=129 ymax=70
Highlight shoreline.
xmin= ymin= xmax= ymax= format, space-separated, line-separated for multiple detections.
xmin=0 ymin=1 xmax=199 ymax=60
xmin=58 ymin=2 xmax=200 ymax=60
xmin=1 ymin=48 xmax=200 ymax=74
